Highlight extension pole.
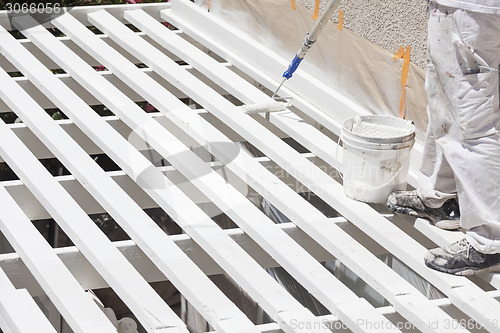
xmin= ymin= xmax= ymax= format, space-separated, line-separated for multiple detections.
xmin=272 ymin=0 xmax=342 ymax=98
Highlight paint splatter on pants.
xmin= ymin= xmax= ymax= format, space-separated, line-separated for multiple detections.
xmin=417 ymin=3 xmax=500 ymax=253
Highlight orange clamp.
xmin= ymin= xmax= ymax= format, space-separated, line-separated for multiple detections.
xmin=291 ymin=0 xmax=296 ymax=10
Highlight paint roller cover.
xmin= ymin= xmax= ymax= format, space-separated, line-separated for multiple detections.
xmin=241 ymin=101 xmax=291 ymax=114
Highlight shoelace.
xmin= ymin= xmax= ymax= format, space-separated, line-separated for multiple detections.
xmin=449 ymin=239 xmax=471 ymax=258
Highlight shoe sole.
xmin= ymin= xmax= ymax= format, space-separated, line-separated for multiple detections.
xmin=388 ymin=204 xmax=460 ymax=230
xmin=433 ymin=219 xmax=461 ymax=231
xmin=455 ymin=263 xmax=500 ymax=276
xmin=425 ymin=260 xmax=500 ymax=276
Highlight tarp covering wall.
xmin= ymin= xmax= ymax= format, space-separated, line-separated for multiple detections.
xmin=195 ymin=0 xmax=429 ymax=142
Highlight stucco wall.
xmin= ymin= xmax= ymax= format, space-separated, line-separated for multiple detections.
xmin=297 ymin=0 xmax=429 ymax=68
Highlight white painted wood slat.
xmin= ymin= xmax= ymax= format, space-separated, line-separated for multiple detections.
xmin=0 ymin=184 xmax=116 ymax=332
xmin=10 ymin=15 xmax=330 ymax=333
xmin=0 ymin=268 xmax=57 ymax=333
xmin=2 ymin=109 xmax=243 ymax=162
xmin=55 ymin=10 xmax=401 ymax=333
xmin=0 ymin=97 xmax=185 ymax=333
xmin=0 ymin=67 xmax=229 ymax=113
xmin=1 ymin=35 xmax=140 ymax=72
xmin=2 ymin=153 xmax=324 ymax=221
xmin=207 ymin=291 xmax=500 ymax=333
xmin=116 ymin=2 xmax=500 ymax=331
xmin=0 ymin=220 xmax=341 ymax=296
xmin=1 ymin=20 xmax=262 ymax=333
xmin=0 ymin=32 xmax=188 ymax=333
xmin=0 ymin=3 xmax=170 ymax=30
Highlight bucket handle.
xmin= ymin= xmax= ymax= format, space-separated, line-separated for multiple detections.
xmin=335 ymin=135 xmax=344 ymax=181
xmin=336 ymin=136 xmax=414 ymax=192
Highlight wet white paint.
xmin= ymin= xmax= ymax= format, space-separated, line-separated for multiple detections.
xmin=351 ymin=116 xmax=413 ymax=138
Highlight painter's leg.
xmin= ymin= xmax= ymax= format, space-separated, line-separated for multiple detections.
xmin=442 ymin=8 xmax=500 ymax=254
xmin=417 ymin=3 xmax=459 ymax=207
xmin=417 ymin=81 xmax=458 ymax=207
xmin=424 ymin=6 xmax=500 ymax=275
xmin=387 ymin=4 xmax=460 ymax=227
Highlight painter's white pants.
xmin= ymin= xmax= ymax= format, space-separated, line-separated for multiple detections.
xmin=417 ymin=3 xmax=500 ymax=253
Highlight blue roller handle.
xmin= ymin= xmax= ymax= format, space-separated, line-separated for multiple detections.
xmin=282 ymin=54 xmax=303 ymax=79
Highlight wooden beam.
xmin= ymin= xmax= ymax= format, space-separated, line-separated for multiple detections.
xmin=0 ymin=221 xmax=341 ymax=295
xmin=0 ymin=186 xmax=117 ymax=332
xmin=1 ymin=108 xmax=249 ymax=162
xmin=1 ymin=34 xmax=144 ymax=72
xmin=0 ymin=109 xmax=186 ymax=333
xmin=85 ymin=2 xmax=500 ymax=331
xmin=0 ymin=66 xmax=230 ymax=113
xmin=3 ymin=19 xmax=261 ymax=333
xmin=0 ymin=3 xmax=171 ymax=30
xmin=154 ymin=2 xmax=500 ymax=331
xmin=62 ymin=10 xmax=402 ymax=333
xmin=2 ymin=153 xmax=327 ymax=221
xmin=0 ymin=29 xmax=188 ymax=333
xmin=120 ymin=10 xmax=483 ymax=333
xmin=207 ymin=290 xmax=500 ymax=333
xmin=12 ymin=15 xmax=329 ymax=333
xmin=0 ymin=268 xmax=57 ymax=333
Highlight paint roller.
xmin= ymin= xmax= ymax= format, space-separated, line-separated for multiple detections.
xmin=242 ymin=0 xmax=342 ymax=118
xmin=241 ymin=99 xmax=292 ymax=114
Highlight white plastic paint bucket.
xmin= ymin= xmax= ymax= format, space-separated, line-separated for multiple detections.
xmin=341 ymin=115 xmax=415 ymax=203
